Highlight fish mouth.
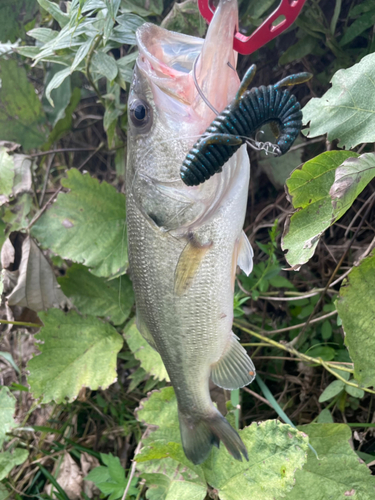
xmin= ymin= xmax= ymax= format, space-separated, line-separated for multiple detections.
xmin=136 ymin=0 xmax=240 ymax=124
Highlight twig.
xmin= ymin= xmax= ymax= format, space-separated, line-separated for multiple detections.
xmin=235 ymin=322 xmax=375 ymax=395
xmin=30 ymin=147 xmax=99 ymax=157
xmin=86 ymin=35 xmax=105 ymax=107
xmin=39 ymin=152 xmax=55 ymax=206
xmin=121 ymin=429 xmax=149 ymax=500
xmin=289 ymin=197 xmax=375 ymax=348
xmin=242 ymin=387 xmax=274 ymax=408
xmin=259 ymin=310 xmax=337 ymax=336
xmin=0 ymin=319 xmax=40 ymax=328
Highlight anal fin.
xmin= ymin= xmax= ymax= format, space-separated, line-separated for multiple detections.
xmin=174 ymin=235 xmax=212 ymax=296
xmin=211 ymin=332 xmax=256 ymax=390
xmin=237 ymin=231 xmax=253 ymax=276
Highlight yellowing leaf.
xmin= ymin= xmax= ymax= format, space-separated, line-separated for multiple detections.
xmin=337 ymin=254 xmax=375 ymax=387
xmin=27 ymin=309 xmax=123 ymax=403
xmin=31 ymin=169 xmax=127 ymax=278
xmin=303 ymin=52 xmax=375 ymax=149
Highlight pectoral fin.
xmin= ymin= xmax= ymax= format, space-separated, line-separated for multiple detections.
xmin=211 ymin=332 xmax=256 ymax=390
xmin=237 ymin=231 xmax=253 ymax=276
xmin=174 ymin=236 xmax=212 ymax=296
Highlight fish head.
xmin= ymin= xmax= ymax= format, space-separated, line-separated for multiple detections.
xmin=127 ymin=0 xmax=245 ymax=232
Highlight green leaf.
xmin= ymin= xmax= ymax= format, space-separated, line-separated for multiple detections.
xmin=27 ymin=27 xmax=58 ymax=44
xmin=121 ymin=0 xmax=163 ymax=16
xmin=37 ymin=0 xmax=69 ymax=27
xmin=321 ymin=320 xmax=332 ymax=340
xmin=306 ymin=345 xmax=335 ymax=361
xmin=45 ymin=67 xmax=71 ymax=107
xmin=316 ymin=408 xmax=334 ymax=423
xmin=288 ymin=424 xmax=375 ymax=499
xmin=58 ymin=263 xmax=134 ymax=325
xmin=0 ymin=59 xmax=46 ymax=150
xmin=91 ymin=52 xmax=119 ymax=82
xmin=282 ymin=151 xmax=361 ymax=269
xmin=345 ymin=383 xmax=364 ymax=399
xmin=116 ymin=52 xmax=138 ymax=83
xmin=43 ymin=64 xmax=71 ymax=126
xmin=27 ymin=309 xmax=123 ymax=403
xmin=161 ymin=0 xmax=207 ymax=37
xmin=0 ymin=352 xmax=20 ymax=374
xmin=269 ymin=275 xmax=294 ymax=288
xmin=337 ymin=254 xmax=375 ymax=387
xmin=340 ymin=10 xmax=375 ymax=46
xmin=0 ymin=0 xmax=38 ymax=42
xmin=303 ymin=52 xmax=375 ymax=149
xmin=279 ymin=35 xmax=318 ymax=65
xmin=31 ymin=169 xmax=128 ymax=278
xmin=136 ymin=388 xmax=309 ymax=500
xmin=45 ymin=87 xmax=81 ymax=148
xmin=0 ymin=448 xmax=28 ymax=481
xmin=124 ymin=322 xmax=169 ymax=381
xmin=0 ymin=387 xmax=16 ymax=447
xmin=85 ymin=453 xmax=138 ymax=500
xmin=318 ymin=380 xmax=345 ymax=402
xmin=0 ymin=149 xmax=15 ymax=204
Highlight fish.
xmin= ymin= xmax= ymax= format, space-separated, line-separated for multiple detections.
xmin=126 ymin=0 xmax=256 ymax=465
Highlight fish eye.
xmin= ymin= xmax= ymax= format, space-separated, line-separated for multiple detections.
xmin=129 ymin=98 xmax=152 ymax=128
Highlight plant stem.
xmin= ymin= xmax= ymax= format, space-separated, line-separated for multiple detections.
xmin=0 ymin=320 xmax=40 ymax=328
xmin=235 ymin=322 xmax=375 ymax=395
xmin=85 ymin=35 xmax=106 ymax=107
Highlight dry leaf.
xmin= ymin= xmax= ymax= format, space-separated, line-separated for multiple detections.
xmin=81 ymin=452 xmax=100 ymax=498
xmin=45 ymin=452 xmax=82 ymax=499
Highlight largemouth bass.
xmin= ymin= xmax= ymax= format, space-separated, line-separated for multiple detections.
xmin=126 ymin=0 xmax=255 ymax=465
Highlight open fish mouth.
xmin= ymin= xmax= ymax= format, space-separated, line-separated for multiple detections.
xmin=136 ymin=0 xmax=240 ymax=128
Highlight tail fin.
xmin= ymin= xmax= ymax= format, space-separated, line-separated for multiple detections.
xmin=178 ymin=408 xmax=248 ymax=465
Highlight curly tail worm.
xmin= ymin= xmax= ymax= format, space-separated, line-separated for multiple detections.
xmin=180 ymin=65 xmax=312 ymax=186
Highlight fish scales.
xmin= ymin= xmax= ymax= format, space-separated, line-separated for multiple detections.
xmin=126 ymin=0 xmax=255 ymax=465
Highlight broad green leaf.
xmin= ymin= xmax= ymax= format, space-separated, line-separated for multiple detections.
xmin=27 ymin=309 xmax=123 ymax=403
xmin=161 ymin=0 xmax=206 ymax=37
xmin=288 ymin=424 xmax=375 ymax=499
xmin=337 ymin=254 xmax=375 ymax=387
xmin=0 ymin=0 xmax=38 ymax=42
xmin=282 ymin=151 xmax=363 ymax=269
xmin=70 ymin=38 xmax=93 ymax=72
xmin=136 ymin=388 xmax=309 ymax=500
xmin=345 ymin=383 xmax=364 ymax=399
xmin=0 ymin=59 xmax=46 ymax=150
xmin=0 ymin=484 xmax=9 ymax=500
xmin=303 ymin=52 xmax=375 ymax=149
xmin=0 ymin=352 xmax=20 ymax=374
xmin=116 ymin=52 xmax=138 ymax=83
xmin=0 ymin=387 xmax=16 ymax=447
xmin=31 ymin=169 xmax=128 ymax=278
xmin=141 ymin=472 xmax=206 ymax=500
xmin=0 ymin=149 xmax=15 ymax=205
xmin=6 ymin=236 xmax=68 ymax=311
xmin=316 ymin=408 xmax=334 ymax=423
xmin=0 ymin=448 xmax=28 ymax=481
xmin=124 ymin=322 xmax=169 ymax=381
xmin=91 ymin=52 xmax=119 ymax=82
xmin=318 ymin=380 xmax=345 ymax=402
xmin=58 ymin=263 xmax=134 ymax=325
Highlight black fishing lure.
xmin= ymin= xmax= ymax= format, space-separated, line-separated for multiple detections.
xmin=180 ymin=65 xmax=312 ymax=186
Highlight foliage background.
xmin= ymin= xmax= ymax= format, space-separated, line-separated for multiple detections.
xmin=1 ymin=0 xmax=375 ymax=499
